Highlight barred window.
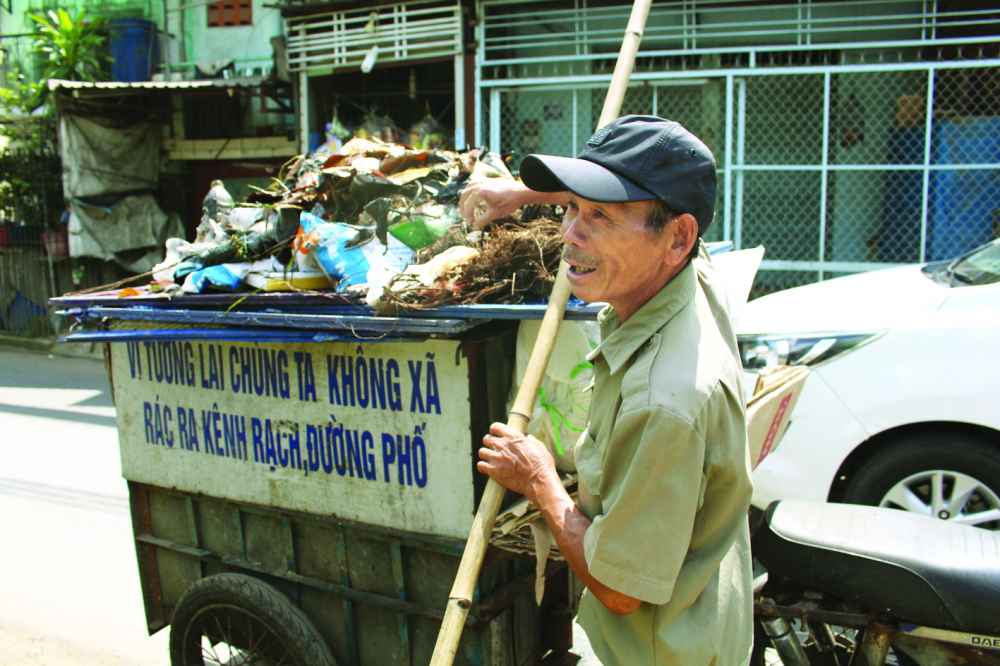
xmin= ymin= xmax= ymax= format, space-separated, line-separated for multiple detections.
xmin=207 ymin=0 xmax=252 ymax=27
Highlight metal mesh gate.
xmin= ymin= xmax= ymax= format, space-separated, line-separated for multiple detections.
xmin=0 ymin=143 xmax=63 ymax=335
xmin=488 ymin=81 xmax=727 ymax=244
xmin=485 ymin=62 xmax=1000 ymax=294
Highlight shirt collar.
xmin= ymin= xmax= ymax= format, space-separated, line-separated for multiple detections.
xmin=585 ymin=258 xmax=696 ymax=376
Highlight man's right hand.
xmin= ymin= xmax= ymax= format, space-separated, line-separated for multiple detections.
xmin=477 ymin=422 xmax=558 ymax=504
xmin=478 ymin=421 xmax=644 ymax=616
xmin=459 ymin=179 xmax=570 ymax=230
xmin=459 ymin=178 xmax=535 ymax=230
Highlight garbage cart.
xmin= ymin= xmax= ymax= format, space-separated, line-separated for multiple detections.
xmin=54 ymin=291 xmax=602 ymax=666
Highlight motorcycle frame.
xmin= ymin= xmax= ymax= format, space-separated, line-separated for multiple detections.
xmin=898 ymin=625 xmax=1000 ymax=653
xmin=756 ymin=597 xmax=1000 ymax=666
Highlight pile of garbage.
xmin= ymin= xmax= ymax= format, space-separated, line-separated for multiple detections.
xmin=152 ymin=138 xmax=564 ymax=312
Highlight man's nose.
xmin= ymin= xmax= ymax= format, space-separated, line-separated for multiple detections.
xmin=561 ymin=215 xmax=586 ymax=247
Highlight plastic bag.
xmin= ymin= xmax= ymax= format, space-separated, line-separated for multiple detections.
xmin=388 ymin=204 xmax=457 ymax=250
xmin=356 ymin=108 xmax=402 ymax=144
xmin=181 ymin=263 xmax=251 ymax=293
xmin=298 ymin=211 xmax=414 ymax=291
xmin=298 ymin=212 xmax=371 ymax=288
xmin=510 ymin=320 xmax=601 ymax=472
xmin=327 ymin=108 xmax=350 ymax=140
xmin=319 ymin=109 xmax=351 ymax=155
xmin=408 ymin=111 xmax=450 ymax=150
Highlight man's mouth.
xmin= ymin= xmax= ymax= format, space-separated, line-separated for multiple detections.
xmin=563 ymin=248 xmax=599 ymax=276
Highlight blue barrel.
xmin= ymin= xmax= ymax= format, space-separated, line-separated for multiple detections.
xmin=109 ymin=19 xmax=158 ymax=82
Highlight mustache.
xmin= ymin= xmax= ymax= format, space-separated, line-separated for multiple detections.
xmin=562 ymin=246 xmax=601 ymax=268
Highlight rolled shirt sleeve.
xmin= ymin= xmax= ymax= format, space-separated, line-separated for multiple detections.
xmin=583 ymin=405 xmax=707 ymax=605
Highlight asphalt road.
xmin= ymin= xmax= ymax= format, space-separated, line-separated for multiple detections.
xmin=0 ymin=344 xmax=601 ymax=666
xmin=0 ymin=346 xmax=169 ymax=665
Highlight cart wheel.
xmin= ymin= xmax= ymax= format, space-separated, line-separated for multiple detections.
xmin=169 ymin=573 xmax=336 ymax=666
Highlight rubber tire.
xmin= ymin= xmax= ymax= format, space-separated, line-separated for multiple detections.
xmin=843 ymin=432 xmax=1000 ymax=525
xmin=169 ymin=573 xmax=337 ymax=666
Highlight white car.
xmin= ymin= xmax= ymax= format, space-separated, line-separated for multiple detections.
xmin=737 ymin=239 xmax=1000 ymax=529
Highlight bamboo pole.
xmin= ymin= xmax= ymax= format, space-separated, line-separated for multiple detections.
xmin=429 ymin=2 xmax=653 ymax=664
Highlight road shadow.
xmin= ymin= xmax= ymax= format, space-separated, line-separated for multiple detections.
xmin=0 ymin=477 xmax=129 ymax=515
xmin=0 ymin=402 xmax=117 ymax=428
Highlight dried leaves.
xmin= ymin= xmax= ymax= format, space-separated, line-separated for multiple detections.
xmin=378 ymin=215 xmax=564 ymax=310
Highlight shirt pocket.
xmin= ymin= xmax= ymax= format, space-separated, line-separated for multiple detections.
xmin=575 ymin=429 xmax=604 ymax=499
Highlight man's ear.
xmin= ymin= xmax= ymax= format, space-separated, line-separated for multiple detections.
xmin=664 ymin=213 xmax=699 ymax=265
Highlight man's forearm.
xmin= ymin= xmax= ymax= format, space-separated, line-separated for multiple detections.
xmin=531 ymin=475 xmax=643 ymax=615
xmin=528 ymin=190 xmax=570 ymax=208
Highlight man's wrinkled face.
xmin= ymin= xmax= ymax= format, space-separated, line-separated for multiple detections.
xmin=560 ymin=195 xmax=676 ymax=322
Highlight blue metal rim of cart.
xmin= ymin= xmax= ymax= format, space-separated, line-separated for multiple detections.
xmin=53 ymin=301 xmax=603 ymax=344
xmin=58 ymin=327 xmax=381 ymax=344
xmin=59 ymin=306 xmax=488 ymax=337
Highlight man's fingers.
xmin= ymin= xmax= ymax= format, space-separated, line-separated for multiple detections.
xmin=482 ymin=432 xmax=505 ymax=450
xmin=458 ymin=192 xmax=477 ymax=224
xmin=472 ymin=209 xmax=496 ymax=231
xmin=459 ymin=203 xmax=473 ymax=225
xmin=489 ymin=422 xmax=516 ymax=437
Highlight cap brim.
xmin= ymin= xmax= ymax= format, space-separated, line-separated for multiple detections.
xmin=520 ymin=154 xmax=657 ymax=203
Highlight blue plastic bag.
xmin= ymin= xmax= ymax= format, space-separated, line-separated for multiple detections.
xmin=298 ymin=212 xmax=373 ymax=289
xmin=181 ymin=263 xmax=249 ymax=293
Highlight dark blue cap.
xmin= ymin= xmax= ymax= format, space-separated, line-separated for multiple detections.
xmin=520 ymin=115 xmax=717 ymax=233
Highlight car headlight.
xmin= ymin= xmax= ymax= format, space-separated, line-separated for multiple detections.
xmin=737 ymin=331 xmax=884 ymax=371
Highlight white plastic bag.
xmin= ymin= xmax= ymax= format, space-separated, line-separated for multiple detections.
xmin=510 ymin=319 xmax=600 ymax=472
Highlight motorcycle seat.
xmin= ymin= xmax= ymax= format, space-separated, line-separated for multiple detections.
xmin=753 ymin=500 xmax=1000 ymax=636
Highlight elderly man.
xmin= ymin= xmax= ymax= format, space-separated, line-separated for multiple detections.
xmin=464 ymin=115 xmax=753 ymax=666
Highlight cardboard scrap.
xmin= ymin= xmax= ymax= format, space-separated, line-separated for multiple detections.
xmin=490 ymin=475 xmax=576 ymax=562
xmin=747 ymin=365 xmax=809 ymax=470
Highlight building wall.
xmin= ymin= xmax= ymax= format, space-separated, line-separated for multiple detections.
xmin=6 ymin=0 xmax=282 ymax=80
xmin=179 ymin=0 xmax=282 ymax=72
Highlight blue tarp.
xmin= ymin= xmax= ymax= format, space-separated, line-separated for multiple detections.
xmin=880 ymin=119 xmax=1000 ymax=263
xmin=3 ymin=292 xmax=48 ymax=333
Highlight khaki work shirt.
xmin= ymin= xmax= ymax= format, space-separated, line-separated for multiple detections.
xmin=574 ymin=245 xmax=754 ymax=666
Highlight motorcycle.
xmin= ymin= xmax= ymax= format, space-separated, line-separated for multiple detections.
xmin=750 ymin=499 xmax=1000 ymax=666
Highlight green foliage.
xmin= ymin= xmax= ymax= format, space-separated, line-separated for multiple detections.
xmin=28 ymin=8 xmax=111 ymax=83
xmin=0 ymin=147 xmax=63 ymax=228
xmin=0 ymin=6 xmax=110 ymax=153
xmin=0 ymin=67 xmax=57 ymax=151
xmin=0 ymin=66 xmax=45 ymax=117
xmin=0 ymin=168 xmax=36 ymax=224
xmin=2 ymin=8 xmax=113 ymax=114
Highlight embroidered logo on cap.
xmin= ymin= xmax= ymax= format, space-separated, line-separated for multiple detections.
xmin=587 ymin=127 xmax=613 ymax=147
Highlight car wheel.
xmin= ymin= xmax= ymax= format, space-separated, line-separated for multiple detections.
xmin=843 ymin=433 xmax=1000 ymax=530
